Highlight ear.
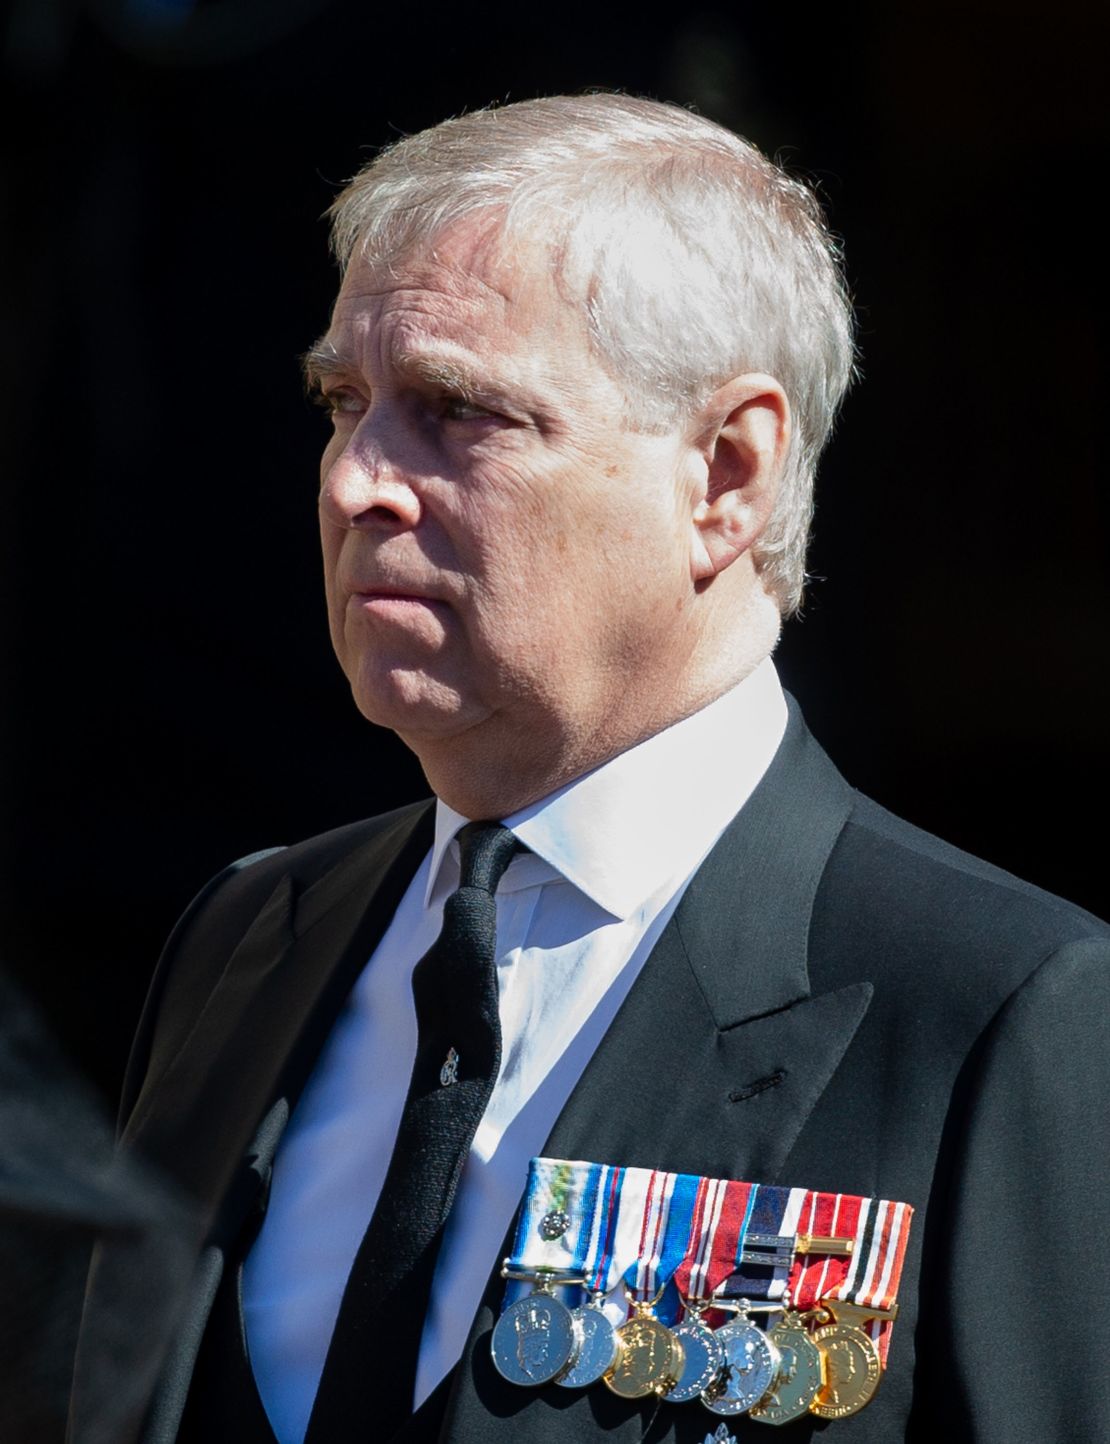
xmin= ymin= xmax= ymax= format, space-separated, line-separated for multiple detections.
xmin=688 ymin=374 xmax=791 ymax=583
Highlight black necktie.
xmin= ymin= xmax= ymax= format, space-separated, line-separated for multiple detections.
xmin=307 ymin=821 xmax=521 ymax=1442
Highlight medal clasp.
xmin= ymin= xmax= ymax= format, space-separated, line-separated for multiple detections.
xmin=796 ymin=1233 xmax=855 ymax=1257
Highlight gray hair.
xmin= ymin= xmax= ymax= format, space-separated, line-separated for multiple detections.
xmin=328 ymin=94 xmax=855 ymax=614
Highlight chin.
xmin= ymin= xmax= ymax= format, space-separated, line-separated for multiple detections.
xmin=348 ymin=664 xmax=481 ymax=739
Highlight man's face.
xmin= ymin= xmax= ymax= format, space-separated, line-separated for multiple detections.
xmin=316 ymin=221 xmax=704 ymax=784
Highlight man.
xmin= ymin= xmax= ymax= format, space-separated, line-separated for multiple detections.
xmin=71 ymin=94 xmax=1110 ymax=1443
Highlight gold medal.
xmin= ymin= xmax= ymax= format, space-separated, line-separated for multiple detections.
xmin=604 ymin=1304 xmax=685 ymax=1398
xmin=809 ymin=1317 xmax=881 ymax=1419
xmin=748 ymin=1311 xmax=825 ymax=1426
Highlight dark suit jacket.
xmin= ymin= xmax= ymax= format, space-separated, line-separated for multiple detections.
xmin=71 ymin=705 xmax=1110 ymax=1442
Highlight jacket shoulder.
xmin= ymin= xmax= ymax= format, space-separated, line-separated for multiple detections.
xmin=210 ymin=799 xmax=434 ymax=901
xmin=119 ymin=801 xmax=433 ymax=1122
xmin=813 ymin=786 xmax=1109 ymax=1036
xmin=846 ymin=789 xmax=1105 ymax=934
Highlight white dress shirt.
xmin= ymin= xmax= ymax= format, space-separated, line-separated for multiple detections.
xmin=242 ymin=658 xmax=788 ymax=1443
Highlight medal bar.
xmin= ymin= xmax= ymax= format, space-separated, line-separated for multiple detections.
xmin=797 ymin=1234 xmax=854 ymax=1256
xmin=493 ymin=1156 xmax=914 ymax=1426
xmin=740 ymin=1231 xmax=854 ymax=1267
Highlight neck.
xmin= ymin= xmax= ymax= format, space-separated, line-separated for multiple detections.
xmin=410 ymin=587 xmax=781 ymax=819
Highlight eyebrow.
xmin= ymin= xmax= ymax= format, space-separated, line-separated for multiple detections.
xmin=397 ymin=353 xmax=499 ymax=404
xmin=301 ymin=336 xmax=533 ymax=414
xmin=301 ymin=337 xmax=351 ymax=392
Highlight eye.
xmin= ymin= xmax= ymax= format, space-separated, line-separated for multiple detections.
xmin=440 ymin=394 xmax=497 ymax=423
xmin=312 ymin=385 xmax=367 ymax=418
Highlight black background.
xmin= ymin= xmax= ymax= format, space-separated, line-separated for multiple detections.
xmin=2 ymin=0 xmax=1106 ymax=1105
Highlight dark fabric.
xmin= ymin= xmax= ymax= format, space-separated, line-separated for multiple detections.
xmin=0 ymin=971 xmax=197 ymax=1444
xmin=71 ymin=702 xmax=1110 ymax=1442
xmin=307 ymin=822 xmax=520 ymax=1442
xmin=177 ymin=1259 xmax=277 ymax=1444
xmin=389 ymin=1371 xmax=455 ymax=1443
xmin=139 ymin=1246 xmax=226 ymax=1444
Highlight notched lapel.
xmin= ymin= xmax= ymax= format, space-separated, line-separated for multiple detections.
xmin=446 ymin=709 xmax=875 ymax=1442
xmin=713 ymin=980 xmax=873 ymax=1180
xmin=125 ymin=804 xmax=434 ymax=1236
xmin=124 ymin=874 xmax=297 ymax=1207
xmin=543 ymin=914 xmax=872 ymax=1186
xmin=546 ymin=706 xmax=869 ymax=1185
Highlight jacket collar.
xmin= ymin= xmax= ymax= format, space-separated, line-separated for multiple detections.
xmin=427 ymin=657 xmax=788 ymax=919
xmin=442 ymin=700 xmax=875 ymax=1442
xmin=125 ymin=697 xmax=867 ymax=1245
xmin=542 ymin=697 xmax=871 ymax=1183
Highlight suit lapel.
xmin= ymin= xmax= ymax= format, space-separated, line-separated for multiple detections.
xmin=544 ymin=702 xmax=871 ymax=1184
xmin=443 ymin=706 xmax=873 ymax=1442
xmin=124 ymin=802 xmax=435 ymax=1242
xmin=100 ymin=704 xmax=873 ymax=1444
xmin=76 ymin=806 xmax=437 ymax=1442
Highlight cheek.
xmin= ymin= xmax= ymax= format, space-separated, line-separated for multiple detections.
xmin=318 ymin=529 xmax=353 ymax=662
xmin=319 ymin=522 xmax=342 ymax=596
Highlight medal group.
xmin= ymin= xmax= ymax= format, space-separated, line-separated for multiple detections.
xmin=491 ymin=1158 xmax=913 ymax=1427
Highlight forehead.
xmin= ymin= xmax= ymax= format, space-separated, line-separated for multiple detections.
xmin=324 ymin=219 xmax=595 ymax=385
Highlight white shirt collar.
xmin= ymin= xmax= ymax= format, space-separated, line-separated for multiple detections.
xmin=426 ymin=656 xmax=788 ymax=919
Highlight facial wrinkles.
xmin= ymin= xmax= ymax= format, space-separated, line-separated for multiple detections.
xmin=354 ymin=243 xmax=605 ymax=420
xmin=327 ymin=244 xmax=688 ymax=569
xmin=320 ymin=298 xmax=523 ymax=622
xmin=315 ymin=236 xmax=737 ymax=794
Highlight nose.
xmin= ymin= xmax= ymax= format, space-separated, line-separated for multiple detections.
xmin=319 ymin=429 xmax=422 ymax=532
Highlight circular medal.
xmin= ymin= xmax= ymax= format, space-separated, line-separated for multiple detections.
xmin=702 ymin=1319 xmax=781 ymax=1416
xmin=556 ymin=1303 xmax=620 ymax=1388
xmin=663 ymin=1317 xmax=727 ymax=1403
xmin=490 ymin=1291 xmax=581 ymax=1386
xmin=604 ymin=1315 xmax=685 ymax=1398
xmin=749 ymin=1319 xmax=825 ymax=1426
xmin=809 ymin=1320 xmax=881 ymax=1419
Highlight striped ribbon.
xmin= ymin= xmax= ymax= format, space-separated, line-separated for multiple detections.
xmin=719 ymin=1183 xmax=810 ymax=1301
xmin=789 ymin=1193 xmax=913 ymax=1364
xmin=507 ymin=1157 xmax=913 ymax=1367
xmin=672 ymin=1174 xmax=754 ymax=1302
xmin=613 ymin=1167 xmax=700 ymax=1323
xmin=507 ymin=1157 xmax=606 ymax=1275
xmin=507 ymin=1160 xmax=699 ymax=1316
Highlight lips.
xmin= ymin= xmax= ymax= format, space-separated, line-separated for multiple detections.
xmin=349 ymin=581 xmax=444 ymax=605
xmin=349 ymin=584 xmax=451 ymax=624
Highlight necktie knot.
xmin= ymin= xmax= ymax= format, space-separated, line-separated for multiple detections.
xmin=456 ymin=820 xmax=521 ymax=895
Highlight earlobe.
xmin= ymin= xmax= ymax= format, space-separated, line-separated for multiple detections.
xmin=689 ymin=374 xmax=790 ymax=583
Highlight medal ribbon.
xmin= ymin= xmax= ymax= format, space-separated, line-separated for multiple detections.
xmin=810 ymin=1195 xmax=913 ymax=1364
xmin=507 ymin=1157 xmax=605 ymax=1274
xmin=788 ymin=1188 xmax=862 ymax=1311
xmin=718 ymin=1183 xmax=809 ymax=1302
xmin=785 ymin=1189 xmax=913 ymax=1364
xmin=610 ymin=1166 xmax=699 ymax=1322
xmin=580 ymin=1164 xmax=626 ymax=1294
xmin=508 ymin=1158 xmax=913 ymax=1366
xmin=671 ymin=1173 xmax=756 ymax=1303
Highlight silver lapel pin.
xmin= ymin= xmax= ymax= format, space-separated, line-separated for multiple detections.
xmin=439 ymin=1047 xmax=459 ymax=1087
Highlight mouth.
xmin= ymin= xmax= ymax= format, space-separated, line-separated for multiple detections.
xmin=351 ymin=586 xmax=450 ymax=618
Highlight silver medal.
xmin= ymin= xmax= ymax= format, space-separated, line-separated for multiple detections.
xmin=702 ymin=1318 xmax=781 ymax=1416
xmin=555 ymin=1300 xmax=619 ymax=1388
xmin=664 ymin=1316 xmax=727 ymax=1403
xmin=490 ymin=1289 xmax=582 ymax=1386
